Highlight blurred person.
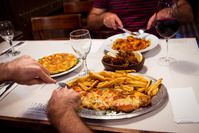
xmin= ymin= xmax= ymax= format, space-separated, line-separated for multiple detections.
xmin=176 ymin=0 xmax=199 ymax=46
xmin=0 ymin=55 xmax=92 ymax=133
xmin=87 ymin=0 xmax=193 ymax=36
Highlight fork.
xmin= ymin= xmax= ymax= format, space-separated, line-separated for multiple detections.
xmin=56 ymin=82 xmax=70 ymax=89
xmin=118 ymin=27 xmax=139 ymax=36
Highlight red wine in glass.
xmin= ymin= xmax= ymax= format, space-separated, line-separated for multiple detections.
xmin=155 ymin=0 xmax=180 ymax=66
xmin=156 ymin=18 xmax=180 ymax=38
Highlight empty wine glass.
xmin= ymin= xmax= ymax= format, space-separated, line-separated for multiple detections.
xmin=155 ymin=0 xmax=180 ymax=66
xmin=70 ymin=29 xmax=92 ymax=75
xmin=0 ymin=21 xmax=20 ymax=56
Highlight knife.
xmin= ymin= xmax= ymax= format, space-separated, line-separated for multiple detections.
xmin=0 ymin=82 xmax=15 ymax=98
xmin=118 ymin=27 xmax=139 ymax=36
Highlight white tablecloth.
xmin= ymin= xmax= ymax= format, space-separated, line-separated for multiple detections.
xmin=0 ymin=38 xmax=199 ymax=133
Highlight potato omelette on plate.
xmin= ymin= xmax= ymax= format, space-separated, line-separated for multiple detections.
xmin=38 ymin=53 xmax=78 ymax=75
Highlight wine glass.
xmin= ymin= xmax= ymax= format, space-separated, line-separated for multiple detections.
xmin=70 ymin=29 xmax=92 ymax=75
xmin=155 ymin=0 xmax=180 ymax=66
xmin=0 ymin=21 xmax=20 ymax=56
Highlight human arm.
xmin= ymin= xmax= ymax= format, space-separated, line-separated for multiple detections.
xmin=147 ymin=0 xmax=194 ymax=29
xmin=87 ymin=7 xmax=123 ymax=30
xmin=0 ymin=55 xmax=56 ymax=85
xmin=47 ymin=87 xmax=92 ymax=133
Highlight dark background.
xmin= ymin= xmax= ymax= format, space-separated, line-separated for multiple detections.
xmin=0 ymin=0 xmax=64 ymax=40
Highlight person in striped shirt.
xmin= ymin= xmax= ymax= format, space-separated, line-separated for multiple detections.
xmin=87 ymin=0 xmax=193 ymax=36
xmin=176 ymin=0 xmax=199 ymax=46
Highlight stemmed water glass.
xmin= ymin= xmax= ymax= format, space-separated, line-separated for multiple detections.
xmin=0 ymin=21 xmax=20 ymax=56
xmin=155 ymin=0 xmax=180 ymax=66
xmin=70 ymin=29 xmax=92 ymax=75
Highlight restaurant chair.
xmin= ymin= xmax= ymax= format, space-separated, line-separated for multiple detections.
xmin=63 ymin=0 xmax=93 ymax=28
xmin=31 ymin=14 xmax=82 ymax=40
xmin=64 ymin=0 xmax=93 ymax=14
xmin=63 ymin=0 xmax=115 ymax=39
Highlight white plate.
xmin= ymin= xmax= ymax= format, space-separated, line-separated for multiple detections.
xmin=103 ymin=33 xmax=159 ymax=53
xmin=50 ymin=58 xmax=83 ymax=78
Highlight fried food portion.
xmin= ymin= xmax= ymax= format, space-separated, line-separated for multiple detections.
xmin=38 ymin=53 xmax=78 ymax=75
xmin=112 ymin=36 xmax=150 ymax=51
xmin=68 ymin=71 xmax=162 ymax=113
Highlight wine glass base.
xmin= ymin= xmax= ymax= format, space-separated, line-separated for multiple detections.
xmin=158 ymin=56 xmax=176 ymax=66
xmin=79 ymin=69 xmax=89 ymax=76
xmin=9 ymin=51 xmax=20 ymax=56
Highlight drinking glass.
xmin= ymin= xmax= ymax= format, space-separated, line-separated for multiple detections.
xmin=155 ymin=0 xmax=180 ymax=66
xmin=70 ymin=29 xmax=92 ymax=75
xmin=0 ymin=21 xmax=20 ymax=56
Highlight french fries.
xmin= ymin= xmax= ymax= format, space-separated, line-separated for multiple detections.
xmin=67 ymin=71 xmax=163 ymax=112
xmin=68 ymin=71 xmax=162 ymax=96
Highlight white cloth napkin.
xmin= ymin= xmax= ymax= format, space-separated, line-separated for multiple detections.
xmin=168 ymin=87 xmax=199 ymax=123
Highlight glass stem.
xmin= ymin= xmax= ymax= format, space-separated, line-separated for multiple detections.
xmin=9 ymin=40 xmax=15 ymax=53
xmin=83 ymin=58 xmax=88 ymax=73
xmin=165 ymin=38 xmax=169 ymax=58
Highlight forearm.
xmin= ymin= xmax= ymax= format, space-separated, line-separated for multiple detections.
xmin=55 ymin=110 xmax=92 ymax=133
xmin=87 ymin=13 xmax=105 ymax=30
xmin=0 ymin=62 xmax=11 ymax=83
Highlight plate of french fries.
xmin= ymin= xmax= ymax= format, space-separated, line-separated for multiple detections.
xmin=66 ymin=71 xmax=168 ymax=120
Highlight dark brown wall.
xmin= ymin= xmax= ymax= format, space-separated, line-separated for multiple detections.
xmin=0 ymin=0 xmax=64 ymax=40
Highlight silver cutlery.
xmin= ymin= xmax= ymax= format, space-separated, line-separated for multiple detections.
xmin=57 ymin=82 xmax=70 ymax=89
xmin=118 ymin=27 xmax=146 ymax=36
xmin=118 ymin=27 xmax=133 ymax=34
xmin=0 ymin=82 xmax=15 ymax=98
xmin=0 ymin=81 xmax=12 ymax=90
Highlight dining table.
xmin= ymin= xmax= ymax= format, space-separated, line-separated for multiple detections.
xmin=0 ymin=37 xmax=199 ymax=133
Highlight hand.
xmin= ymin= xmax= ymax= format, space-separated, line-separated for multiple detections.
xmin=47 ymin=87 xmax=81 ymax=126
xmin=7 ymin=55 xmax=56 ymax=85
xmin=102 ymin=12 xmax=123 ymax=30
xmin=147 ymin=8 xmax=171 ymax=29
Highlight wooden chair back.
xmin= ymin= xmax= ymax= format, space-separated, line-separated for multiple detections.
xmin=31 ymin=14 xmax=82 ymax=40
xmin=64 ymin=0 xmax=93 ymax=14
xmin=63 ymin=0 xmax=93 ymax=27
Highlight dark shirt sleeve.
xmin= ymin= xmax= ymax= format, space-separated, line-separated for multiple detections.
xmin=93 ymin=0 xmax=108 ymax=9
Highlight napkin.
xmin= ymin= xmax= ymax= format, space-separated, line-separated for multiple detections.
xmin=168 ymin=87 xmax=199 ymax=123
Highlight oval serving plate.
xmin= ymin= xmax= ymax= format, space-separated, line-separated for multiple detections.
xmin=64 ymin=73 xmax=168 ymax=120
xmin=103 ymin=33 xmax=159 ymax=53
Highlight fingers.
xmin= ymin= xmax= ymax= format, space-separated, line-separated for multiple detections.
xmin=114 ymin=17 xmax=123 ymax=29
xmin=54 ymin=87 xmax=81 ymax=107
xmin=111 ymin=16 xmax=123 ymax=30
xmin=59 ymin=87 xmax=81 ymax=99
xmin=103 ymin=12 xmax=123 ymax=30
xmin=39 ymin=63 xmax=51 ymax=76
xmin=25 ymin=78 xmax=44 ymax=85
xmin=37 ymin=68 xmax=56 ymax=84
xmin=32 ymin=58 xmax=56 ymax=84
xmin=147 ymin=13 xmax=156 ymax=29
